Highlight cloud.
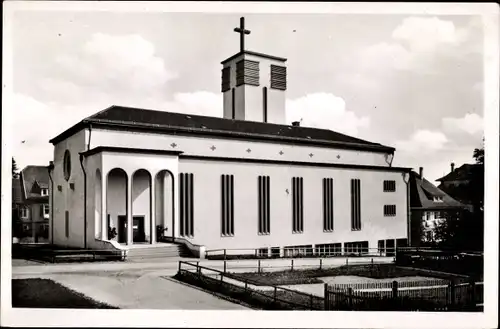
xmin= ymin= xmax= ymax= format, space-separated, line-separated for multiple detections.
xmin=395 ymin=129 xmax=448 ymax=154
xmin=392 ymin=17 xmax=467 ymax=53
xmin=360 ymin=16 xmax=478 ymax=73
xmin=54 ymin=33 xmax=177 ymax=96
xmin=286 ymin=93 xmax=370 ymax=136
xmin=442 ymin=113 xmax=483 ymax=135
xmin=361 ymin=42 xmax=412 ymax=71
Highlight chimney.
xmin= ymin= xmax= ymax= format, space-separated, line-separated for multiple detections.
xmin=292 ymin=121 xmax=300 ymax=127
xmin=451 ymin=162 xmax=455 ymax=172
xmin=419 ymin=167 xmax=423 ymax=178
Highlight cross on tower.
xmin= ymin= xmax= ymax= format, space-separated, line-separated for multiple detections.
xmin=234 ymin=17 xmax=251 ymax=52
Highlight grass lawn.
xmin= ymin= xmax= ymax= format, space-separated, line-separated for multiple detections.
xmin=12 ymin=278 xmax=118 ymax=309
xmin=226 ymin=264 xmax=462 ymax=286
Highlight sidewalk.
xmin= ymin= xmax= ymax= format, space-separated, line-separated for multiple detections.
xmin=12 ymin=256 xmax=394 ymax=276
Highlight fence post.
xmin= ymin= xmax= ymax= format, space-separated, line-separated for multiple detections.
xmin=392 ymin=280 xmax=398 ymax=300
xmin=348 ymin=287 xmax=353 ymax=309
xmin=258 ymin=259 xmax=261 ymax=273
xmin=469 ymin=279 xmax=476 ymax=310
xmin=450 ymin=280 xmax=456 ymax=310
xmin=320 ymin=258 xmax=323 ymax=270
xmin=178 ymin=261 xmax=182 ymax=273
xmin=371 ymin=258 xmax=374 ymax=266
xmin=244 ymin=280 xmax=248 ymax=292
xmin=274 ymin=286 xmax=277 ymax=304
xmin=224 ymin=249 xmax=227 ymax=261
xmin=324 ymin=283 xmax=328 ymax=310
xmin=224 ymin=260 xmax=227 ymax=273
xmin=291 ymin=259 xmax=294 ymax=271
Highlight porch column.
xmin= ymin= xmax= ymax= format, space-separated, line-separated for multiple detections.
xmin=150 ymin=176 xmax=156 ymax=244
xmin=101 ymin=174 xmax=107 ymax=240
xmin=163 ymin=173 xmax=168 ymax=234
xmin=127 ymin=176 xmax=133 ymax=245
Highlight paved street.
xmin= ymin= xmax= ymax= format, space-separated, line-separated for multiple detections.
xmin=11 ymin=256 xmax=393 ymax=309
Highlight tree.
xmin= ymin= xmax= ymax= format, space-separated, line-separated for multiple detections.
xmin=12 ymin=157 xmax=19 ymax=178
xmin=473 ymin=137 xmax=484 ymax=165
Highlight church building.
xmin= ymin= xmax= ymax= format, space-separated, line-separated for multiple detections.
xmin=48 ymin=17 xmax=411 ymax=258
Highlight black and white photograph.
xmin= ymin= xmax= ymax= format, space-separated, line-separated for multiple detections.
xmin=1 ymin=2 xmax=498 ymax=328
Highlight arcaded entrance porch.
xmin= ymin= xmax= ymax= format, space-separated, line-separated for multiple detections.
xmin=88 ymin=147 xmax=180 ymax=247
xmin=95 ymin=167 xmax=175 ymax=246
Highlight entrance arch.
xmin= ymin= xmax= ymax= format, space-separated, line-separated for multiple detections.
xmin=132 ymin=169 xmax=152 ymax=243
xmin=107 ymin=168 xmax=128 ymax=244
xmin=154 ymin=170 xmax=175 ymax=241
xmin=95 ymin=169 xmax=102 ymax=239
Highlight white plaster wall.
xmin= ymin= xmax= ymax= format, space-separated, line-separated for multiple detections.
xmin=179 ymin=159 xmax=408 ymax=250
xmin=90 ymin=129 xmax=392 ymax=168
xmin=84 ymin=153 xmax=102 ymax=246
xmin=51 ymin=129 xmax=88 ymax=248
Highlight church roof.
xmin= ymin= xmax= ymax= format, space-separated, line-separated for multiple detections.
xmin=409 ymin=171 xmax=467 ymax=210
xmin=50 ymin=105 xmax=395 ymax=153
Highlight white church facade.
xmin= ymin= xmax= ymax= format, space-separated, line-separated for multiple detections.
xmin=48 ymin=17 xmax=411 ymax=258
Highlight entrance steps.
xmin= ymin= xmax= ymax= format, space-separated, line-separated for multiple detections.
xmin=126 ymin=243 xmax=192 ymax=260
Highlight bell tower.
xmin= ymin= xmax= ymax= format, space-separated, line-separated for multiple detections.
xmin=221 ymin=17 xmax=287 ymax=125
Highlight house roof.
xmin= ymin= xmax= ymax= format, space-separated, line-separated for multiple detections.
xmin=12 ymin=178 xmax=23 ymax=204
xmin=20 ymin=165 xmax=50 ymax=201
xmin=410 ymin=171 xmax=467 ymax=210
xmin=436 ymin=163 xmax=481 ymax=182
xmin=49 ymin=105 xmax=395 ymax=153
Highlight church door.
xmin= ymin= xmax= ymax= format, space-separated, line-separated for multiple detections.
xmin=133 ymin=216 xmax=146 ymax=243
xmin=117 ymin=216 xmax=127 ymax=244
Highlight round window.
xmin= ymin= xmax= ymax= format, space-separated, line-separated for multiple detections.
xmin=63 ymin=150 xmax=71 ymax=181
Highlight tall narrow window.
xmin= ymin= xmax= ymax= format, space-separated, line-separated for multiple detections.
xmin=262 ymin=87 xmax=268 ymax=123
xmin=65 ymin=211 xmax=69 ymax=238
xmin=292 ymin=177 xmax=304 ymax=233
xmin=258 ymin=176 xmax=270 ymax=234
xmin=323 ymin=178 xmax=334 ymax=232
xmin=221 ymin=174 xmax=234 ymax=236
xmin=179 ymin=173 xmax=194 ymax=237
xmin=350 ymin=179 xmax=361 ymax=231
xmin=231 ymin=88 xmax=236 ymax=119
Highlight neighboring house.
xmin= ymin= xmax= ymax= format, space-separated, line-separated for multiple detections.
xmin=436 ymin=162 xmax=483 ymax=212
xmin=17 ymin=165 xmax=50 ymax=243
xmin=12 ymin=177 xmax=23 ymax=239
xmin=409 ymin=167 xmax=468 ymax=246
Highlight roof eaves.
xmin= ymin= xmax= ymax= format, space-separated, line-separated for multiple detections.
xmin=88 ymin=119 xmax=396 ymax=153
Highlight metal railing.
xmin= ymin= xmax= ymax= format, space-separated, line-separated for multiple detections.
xmin=177 ymin=261 xmax=324 ymax=310
xmin=12 ymin=244 xmax=126 ymax=263
xmin=205 ymin=247 xmax=398 ymax=260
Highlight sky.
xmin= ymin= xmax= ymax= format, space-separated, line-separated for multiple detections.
xmin=7 ymin=8 xmax=485 ymax=182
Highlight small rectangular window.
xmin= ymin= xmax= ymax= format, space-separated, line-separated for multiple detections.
xmin=43 ymin=204 xmax=50 ymax=216
xmin=221 ymin=174 xmax=234 ymax=236
xmin=65 ymin=211 xmax=69 ymax=238
xmin=20 ymin=207 xmax=28 ymax=218
xmin=292 ymin=177 xmax=304 ymax=233
xmin=384 ymin=205 xmax=397 ymax=216
xmin=383 ymin=180 xmax=396 ymax=192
